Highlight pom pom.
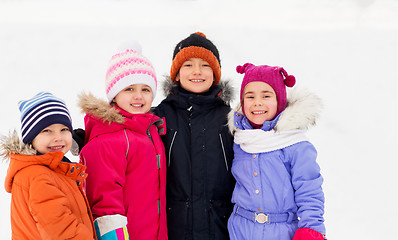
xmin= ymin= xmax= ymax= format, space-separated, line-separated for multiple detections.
xmin=116 ymin=39 xmax=142 ymax=54
xmin=284 ymin=75 xmax=296 ymax=87
xmin=236 ymin=65 xmax=245 ymax=74
xmin=195 ymin=32 xmax=207 ymax=38
xmin=236 ymin=63 xmax=254 ymax=74
xmin=279 ymin=67 xmax=296 ymax=88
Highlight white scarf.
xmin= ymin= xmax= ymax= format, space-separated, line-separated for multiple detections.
xmin=234 ymin=129 xmax=309 ymax=154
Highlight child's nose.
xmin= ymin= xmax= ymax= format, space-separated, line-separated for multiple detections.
xmin=133 ymin=92 xmax=143 ymax=99
xmin=254 ymin=98 xmax=263 ymax=106
xmin=193 ymin=64 xmax=202 ymax=74
xmin=53 ymin=132 xmax=63 ymax=141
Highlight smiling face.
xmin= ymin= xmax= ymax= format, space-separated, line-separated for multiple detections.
xmin=32 ymin=124 xmax=72 ymax=154
xmin=176 ymin=58 xmax=214 ymax=93
xmin=243 ymin=81 xmax=278 ymax=125
xmin=113 ymin=84 xmax=153 ymax=114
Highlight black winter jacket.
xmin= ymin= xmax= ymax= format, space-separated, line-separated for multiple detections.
xmin=153 ymin=79 xmax=236 ymax=240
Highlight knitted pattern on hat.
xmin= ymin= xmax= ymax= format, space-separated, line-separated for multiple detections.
xmin=237 ymin=63 xmax=296 ymax=118
xmin=170 ymin=32 xmax=221 ymax=85
xmin=105 ymin=40 xmax=157 ymax=102
xmin=18 ymin=92 xmax=72 ymax=144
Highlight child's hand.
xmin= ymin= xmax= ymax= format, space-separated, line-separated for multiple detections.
xmin=293 ymin=228 xmax=326 ymax=240
xmin=71 ymin=128 xmax=85 ymax=155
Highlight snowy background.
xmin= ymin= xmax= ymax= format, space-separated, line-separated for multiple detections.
xmin=1 ymin=0 xmax=397 ymax=239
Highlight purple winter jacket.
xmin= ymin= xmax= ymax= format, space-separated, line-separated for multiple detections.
xmin=227 ymin=88 xmax=325 ymax=240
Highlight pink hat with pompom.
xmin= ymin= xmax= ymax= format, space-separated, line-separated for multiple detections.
xmin=237 ymin=63 xmax=296 ymax=117
xmin=105 ymin=39 xmax=157 ymax=103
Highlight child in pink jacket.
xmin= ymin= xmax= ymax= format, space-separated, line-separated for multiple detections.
xmin=79 ymin=41 xmax=167 ymax=240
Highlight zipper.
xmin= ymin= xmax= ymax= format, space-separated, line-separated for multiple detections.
xmin=168 ymin=130 xmax=177 ymax=167
xmin=219 ymin=133 xmax=228 ymax=171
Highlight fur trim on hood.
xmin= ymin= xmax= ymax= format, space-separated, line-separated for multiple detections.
xmin=160 ymin=75 xmax=235 ymax=105
xmin=78 ymin=92 xmax=125 ymax=124
xmin=0 ymin=130 xmax=36 ymax=160
xmin=228 ymin=88 xmax=322 ymax=133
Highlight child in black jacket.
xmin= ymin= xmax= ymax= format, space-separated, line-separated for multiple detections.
xmin=153 ymin=32 xmax=236 ymax=240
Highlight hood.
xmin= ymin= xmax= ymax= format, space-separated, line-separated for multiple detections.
xmin=228 ymin=88 xmax=322 ymax=133
xmin=1 ymin=131 xmax=65 ymax=193
xmin=78 ymin=92 xmax=125 ymax=125
xmin=1 ymin=130 xmax=36 ymax=160
xmin=78 ymin=92 xmax=165 ymax=143
xmin=161 ymin=75 xmax=235 ymax=106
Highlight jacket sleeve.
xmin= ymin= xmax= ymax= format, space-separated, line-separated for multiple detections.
xmin=81 ymin=135 xmax=128 ymax=220
xmin=290 ymin=141 xmax=326 ymax=235
xmin=29 ymin=173 xmax=94 ymax=239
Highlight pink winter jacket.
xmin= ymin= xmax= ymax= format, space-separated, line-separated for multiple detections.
xmin=78 ymin=93 xmax=167 ymax=240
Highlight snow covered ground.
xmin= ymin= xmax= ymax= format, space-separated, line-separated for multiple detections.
xmin=1 ymin=0 xmax=397 ymax=239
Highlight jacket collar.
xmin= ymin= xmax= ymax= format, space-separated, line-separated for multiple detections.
xmin=78 ymin=92 xmax=165 ymax=142
xmin=160 ymin=76 xmax=235 ymax=106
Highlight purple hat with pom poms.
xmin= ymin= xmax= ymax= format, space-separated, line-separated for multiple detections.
xmin=237 ymin=63 xmax=296 ymax=117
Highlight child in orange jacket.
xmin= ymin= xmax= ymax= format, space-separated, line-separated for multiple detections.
xmin=0 ymin=92 xmax=96 ymax=240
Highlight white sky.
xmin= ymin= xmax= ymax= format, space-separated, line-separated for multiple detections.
xmin=1 ymin=0 xmax=398 ymax=239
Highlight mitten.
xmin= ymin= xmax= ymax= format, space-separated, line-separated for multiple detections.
xmin=293 ymin=228 xmax=326 ymax=240
xmin=71 ymin=128 xmax=85 ymax=156
xmin=94 ymin=214 xmax=129 ymax=240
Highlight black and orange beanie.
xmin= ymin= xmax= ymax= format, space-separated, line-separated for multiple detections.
xmin=170 ymin=32 xmax=221 ymax=85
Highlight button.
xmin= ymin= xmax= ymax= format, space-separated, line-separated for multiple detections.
xmin=253 ymin=155 xmax=257 ymax=158
xmin=254 ymin=172 xmax=258 ymax=176
xmin=258 ymin=208 xmax=261 ymax=211
xmin=255 ymin=190 xmax=259 ymax=194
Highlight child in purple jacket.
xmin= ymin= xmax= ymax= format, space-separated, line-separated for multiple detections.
xmin=227 ymin=63 xmax=326 ymax=240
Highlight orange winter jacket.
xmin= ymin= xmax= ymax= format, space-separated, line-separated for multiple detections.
xmin=3 ymin=133 xmax=96 ymax=240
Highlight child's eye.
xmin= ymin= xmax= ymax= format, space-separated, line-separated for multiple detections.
xmin=41 ymin=129 xmax=51 ymax=133
xmin=183 ymin=63 xmax=192 ymax=67
xmin=61 ymin=128 xmax=70 ymax=132
xmin=125 ymin=88 xmax=133 ymax=91
xmin=142 ymin=88 xmax=151 ymax=92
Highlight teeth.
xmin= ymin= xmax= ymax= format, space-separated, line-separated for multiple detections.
xmin=51 ymin=146 xmax=63 ymax=150
xmin=190 ymin=79 xmax=204 ymax=82
xmin=252 ymin=111 xmax=265 ymax=114
xmin=132 ymin=104 xmax=143 ymax=107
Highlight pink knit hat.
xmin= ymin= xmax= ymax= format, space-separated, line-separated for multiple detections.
xmin=237 ymin=63 xmax=296 ymax=117
xmin=105 ymin=40 xmax=157 ymax=103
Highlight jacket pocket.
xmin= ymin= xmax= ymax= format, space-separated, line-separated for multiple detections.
xmin=167 ymin=130 xmax=178 ymax=167
xmin=219 ymin=133 xmax=228 ymax=171
xmin=167 ymin=199 xmax=189 ymax=239
xmin=218 ymin=125 xmax=234 ymax=172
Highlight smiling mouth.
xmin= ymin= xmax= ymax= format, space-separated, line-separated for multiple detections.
xmin=49 ymin=146 xmax=64 ymax=151
xmin=190 ymin=79 xmax=205 ymax=83
xmin=131 ymin=104 xmax=144 ymax=107
xmin=252 ymin=111 xmax=266 ymax=115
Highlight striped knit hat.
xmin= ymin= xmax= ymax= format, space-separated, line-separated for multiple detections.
xmin=105 ymin=40 xmax=157 ymax=103
xmin=18 ymin=92 xmax=72 ymax=144
xmin=170 ymin=32 xmax=221 ymax=85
